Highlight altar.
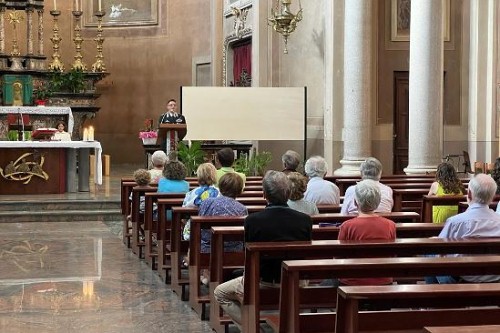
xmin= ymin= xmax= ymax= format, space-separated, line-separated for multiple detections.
xmin=0 ymin=141 xmax=102 ymax=194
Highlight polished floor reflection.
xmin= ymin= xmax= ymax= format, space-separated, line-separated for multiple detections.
xmin=0 ymin=222 xmax=213 ymax=333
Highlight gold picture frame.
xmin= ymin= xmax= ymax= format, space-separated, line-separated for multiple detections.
xmin=83 ymin=0 xmax=158 ymax=27
xmin=391 ymin=0 xmax=450 ymax=42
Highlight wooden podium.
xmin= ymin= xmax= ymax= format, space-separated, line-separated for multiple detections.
xmin=158 ymin=123 xmax=187 ymax=154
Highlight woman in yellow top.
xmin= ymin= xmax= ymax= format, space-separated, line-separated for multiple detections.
xmin=428 ymin=162 xmax=466 ymax=223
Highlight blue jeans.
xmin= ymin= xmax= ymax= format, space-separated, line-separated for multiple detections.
xmin=425 ymin=275 xmax=459 ymax=284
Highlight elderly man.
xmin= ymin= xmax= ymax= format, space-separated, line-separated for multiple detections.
xmin=213 ymin=170 xmax=312 ymax=331
xmin=341 ymin=157 xmax=393 ymax=214
xmin=427 ymin=173 xmax=500 ymax=284
xmin=304 ymin=155 xmax=340 ymax=205
xmin=281 ymin=150 xmax=301 ymax=174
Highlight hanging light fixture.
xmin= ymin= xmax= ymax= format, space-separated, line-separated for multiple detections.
xmin=268 ymin=0 xmax=303 ymax=54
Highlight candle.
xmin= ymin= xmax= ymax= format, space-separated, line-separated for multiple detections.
xmin=98 ymin=0 xmax=102 ymax=11
xmin=53 ymin=0 xmax=57 ymax=10
xmin=74 ymin=0 xmax=79 ymax=11
xmin=89 ymin=126 xmax=94 ymax=141
xmin=83 ymin=128 xmax=88 ymax=141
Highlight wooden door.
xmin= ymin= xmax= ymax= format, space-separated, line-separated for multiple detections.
xmin=393 ymin=72 xmax=409 ymax=174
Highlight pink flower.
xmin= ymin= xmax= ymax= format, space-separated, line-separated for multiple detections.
xmin=139 ymin=131 xmax=158 ymax=139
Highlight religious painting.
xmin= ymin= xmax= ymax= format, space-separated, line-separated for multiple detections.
xmin=391 ymin=0 xmax=450 ymax=42
xmin=83 ymin=0 xmax=158 ymax=27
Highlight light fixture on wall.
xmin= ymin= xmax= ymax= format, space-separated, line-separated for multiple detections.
xmin=268 ymin=0 xmax=303 ymax=54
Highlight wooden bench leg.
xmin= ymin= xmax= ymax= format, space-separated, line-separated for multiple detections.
xmin=335 ymin=292 xmax=359 ymax=333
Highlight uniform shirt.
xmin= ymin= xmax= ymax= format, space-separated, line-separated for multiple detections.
xmin=304 ymin=177 xmax=340 ymax=205
xmin=158 ymin=112 xmax=186 ymax=124
xmin=439 ymin=203 xmax=500 ymax=282
xmin=341 ymin=182 xmax=393 ymax=215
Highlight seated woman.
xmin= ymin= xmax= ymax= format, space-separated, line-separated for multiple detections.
xmin=287 ymin=172 xmax=319 ymax=215
xmin=157 ymin=155 xmax=189 ymax=193
xmin=51 ymin=121 xmax=71 ymax=141
xmin=428 ymin=162 xmax=466 ymax=223
xmin=182 ymin=163 xmax=220 ymax=240
xmin=281 ymin=150 xmax=301 ymax=174
xmin=197 ymin=172 xmax=247 ymax=284
xmin=149 ymin=150 xmax=167 ymax=184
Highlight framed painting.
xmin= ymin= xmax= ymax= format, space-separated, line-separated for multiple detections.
xmin=83 ymin=0 xmax=158 ymax=27
xmin=391 ymin=0 xmax=450 ymax=42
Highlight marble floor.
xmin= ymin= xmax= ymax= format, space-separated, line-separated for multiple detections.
xmin=0 ymin=165 xmax=217 ymax=333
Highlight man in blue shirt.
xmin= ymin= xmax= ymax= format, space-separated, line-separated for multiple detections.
xmin=427 ymin=173 xmax=500 ymax=283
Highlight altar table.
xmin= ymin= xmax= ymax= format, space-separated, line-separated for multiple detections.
xmin=0 ymin=141 xmax=102 ymax=194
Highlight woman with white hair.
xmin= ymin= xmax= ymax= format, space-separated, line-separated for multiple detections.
xmin=149 ymin=150 xmax=167 ymax=184
xmin=303 ymin=156 xmax=340 ymax=205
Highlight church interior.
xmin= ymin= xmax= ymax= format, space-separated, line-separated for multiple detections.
xmin=1 ymin=0 xmax=500 ymax=332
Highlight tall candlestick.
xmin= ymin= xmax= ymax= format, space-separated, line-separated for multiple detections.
xmin=74 ymin=0 xmax=79 ymax=11
xmin=53 ymin=0 xmax=57 ymax=10
xmin=98 ymin=0 xmax=102 ymax=11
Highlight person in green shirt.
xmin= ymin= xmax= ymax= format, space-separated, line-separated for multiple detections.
xmin=215 ymin=147 xmax=246 ymax=186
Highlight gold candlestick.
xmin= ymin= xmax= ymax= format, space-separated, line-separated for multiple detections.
xmin=49 ymin=10 xmax=64 ymax=72
xmin=72 ymin=10 xmax=86 ymax=71
xmin=91 ymin=11 xmax=106 ymax=72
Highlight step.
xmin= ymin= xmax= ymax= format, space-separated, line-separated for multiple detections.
xmin=0 ymin=199 xmax=120 ymax=212
xmin=0 ymin=209 xmax=122 ymax=223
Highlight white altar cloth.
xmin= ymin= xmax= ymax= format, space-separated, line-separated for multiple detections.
xmin=0 ymin=107 xmax=74 ymax=133
xmin=0 ymin=141 xmax=102 ymax=185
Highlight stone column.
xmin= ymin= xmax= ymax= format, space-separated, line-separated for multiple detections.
xmin=26 ymin=7 xmax=34 ymax=55
xmin=334 ymin=0 xmax=373 ymax=176
xmin=467 ymin=0 xmax=498 ymax=163
xmin=404 ymin=0 xmax=443 ymax=174
xmin=37 ymin=9 xmax=44 ymax=56
xmin=0 ymin=7 xmax=5 ymax=54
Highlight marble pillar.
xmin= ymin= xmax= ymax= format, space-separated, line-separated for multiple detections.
xmin=37 ymin=9 xmax=44 ymax=56
xmin=26 ymin=8 xmax=34 ymax=55
xmin=467 ymin=0 xmax=498 ymax=164
xmin=334 ymin=0 xmax=373 ymax=176
xmin=404 ymin=0 xmax=443 ymax=174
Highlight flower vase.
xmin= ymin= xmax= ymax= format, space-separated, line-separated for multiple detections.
xmin=142 ymin=138 xmax=157 ymax=145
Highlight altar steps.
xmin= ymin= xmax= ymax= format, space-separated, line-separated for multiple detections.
xmin=0 ymin=199 xmax=121 ymax=223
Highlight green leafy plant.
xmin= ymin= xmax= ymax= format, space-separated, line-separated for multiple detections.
xmin=33 ymin=84 xmax=53 ymax=101
xmin=49 ymin=68 xmax=86 ymax=93
xmin=234 ymin=148 xmax=272 ymax=176
xmin=177 ymin=141 xmax=206 ymax=176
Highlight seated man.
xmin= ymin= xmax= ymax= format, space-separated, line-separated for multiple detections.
xmin=427 ymin=173 xmax=500 ymax=284
xmin=215 ymin=147 xmax=246 ymax=185
xmin=341 ymin=157 xmax=393 ymax=214
xmin=213 ymin=170 xmax=312 ymax=331
xmin=281 ymin=150 xmax=301 ymax=174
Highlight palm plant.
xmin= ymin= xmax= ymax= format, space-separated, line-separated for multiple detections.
xmin=177 ymin=141 xmax=205 ymax=176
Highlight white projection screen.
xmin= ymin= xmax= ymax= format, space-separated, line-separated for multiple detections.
xmin=181 ymin=87 xmax=306 ymax=142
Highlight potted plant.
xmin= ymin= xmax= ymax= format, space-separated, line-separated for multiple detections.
xmin=177 ymin=141 xmax=206 ymax=176
xmin=33 ymin=84 xmax=53 ymax=106
xmin=234 ymin=148 xmax=272 ymax=176
xmin=139 ymin=118 xmax=158 ymax=145
xmin=49 ymin=68 xmax=86 ymax=93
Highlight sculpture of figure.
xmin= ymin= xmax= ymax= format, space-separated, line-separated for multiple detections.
xmin=12 ymin=82 xmax=23 ymax=106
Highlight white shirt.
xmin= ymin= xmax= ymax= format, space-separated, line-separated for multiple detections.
xmin=341 ymin=181 xmax=394 ymax=214
xmin=304 ymin=177 xmax=340 ymax=205
xmin=52 ymin=131 xmax=72 ymax=141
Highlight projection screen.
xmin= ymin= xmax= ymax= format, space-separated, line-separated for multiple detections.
xmin=181 ymin=87 xmax=306 ymax=141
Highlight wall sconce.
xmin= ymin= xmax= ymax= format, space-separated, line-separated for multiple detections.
xmin=268 ymin=0 xmax=303 ymax=54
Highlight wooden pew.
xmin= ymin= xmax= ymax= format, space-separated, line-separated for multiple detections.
xmin=335 ymin=284 xmax=500 ymax=333
xmin=425 ymin=325 xmax=500 ymax=333
xmin=335 ymin=178 xmax=434 ymax=195
xmin=121 ymin=180 xmax=136 ymax=247
xmin=208 ymin=223 xmax=443 ymax=332
xmin=143 ymin=192 xmax=187 ymax=269
xmin=276 ymin=254 xmax=500 ymax=333
xmin=421 ymin=194 xmax=467 ymax=222
xmin=130 ymin=186 xmax=157 ymax=258
xmin=392 ymin=188 xmax=429 ymax=214
xmin=238 ymin=240 xmax=500 ymax=333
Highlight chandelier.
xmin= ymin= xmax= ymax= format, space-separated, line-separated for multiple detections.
xmin=268 ymin=0 xmax=303 ymax=54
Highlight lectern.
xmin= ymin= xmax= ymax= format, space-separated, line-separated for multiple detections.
xmin=158 ymin=123 xmax=187 ymax=154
